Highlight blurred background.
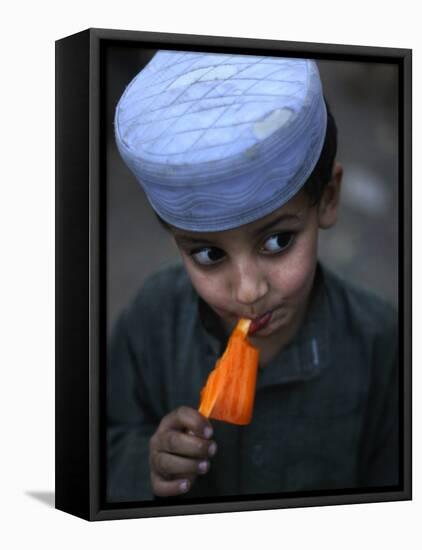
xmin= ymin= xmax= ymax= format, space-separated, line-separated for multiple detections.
xmin=106 ymin=47 xmax=399 ymax=335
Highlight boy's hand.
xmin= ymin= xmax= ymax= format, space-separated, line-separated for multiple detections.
xmin=149 ymin=406 xmax=217 ymax=497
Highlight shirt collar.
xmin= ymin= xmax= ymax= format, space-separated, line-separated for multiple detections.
xmin=197 ymin=262 xmax=331 ymax=388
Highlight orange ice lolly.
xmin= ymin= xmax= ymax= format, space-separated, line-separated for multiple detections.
xmin=198 ymin=318 xmax=259 ymax=425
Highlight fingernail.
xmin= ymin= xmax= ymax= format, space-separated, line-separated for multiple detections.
xmin=203 ymin=426 xmax=213 ymax=439
xmin=198 ymin=460 xmax=209 ymax=473
xmin=179 ymin=479 xmax=190 ymax=493
xmin=208 ymin=441 xmax=217 ymax=457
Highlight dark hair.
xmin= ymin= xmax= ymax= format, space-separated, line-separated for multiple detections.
xmin=155 ymin=100 xmax=338 ymax=230
xmin=303 ymin=99 xmax=338 ymax=205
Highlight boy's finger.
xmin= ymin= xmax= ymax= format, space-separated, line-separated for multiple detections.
xmin=152 ymin=451 xmax=210 ymax=478
xmin=151 ymin=473 xmax=192 ymax=498
xmin=160 ymin=406 xmax=213 ymax=438
xmin=162 ymin=430 xmax=217 ymax=459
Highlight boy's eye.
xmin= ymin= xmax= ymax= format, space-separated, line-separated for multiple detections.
xmin=190 ymin=247 xmax=225 ymax=266
xmin=261 ymin=232 xmax=294 ymax=254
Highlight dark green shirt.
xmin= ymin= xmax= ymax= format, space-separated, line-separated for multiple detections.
xmin=107 ymin=262 xmax=399 ymax=503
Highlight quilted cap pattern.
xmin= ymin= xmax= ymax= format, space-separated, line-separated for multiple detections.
xmin=115 ymin=51 xmax=327 ymax=231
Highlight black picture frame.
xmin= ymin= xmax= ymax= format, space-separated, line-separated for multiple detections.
xmin=55 ymin=27 xmax=412 ymax=521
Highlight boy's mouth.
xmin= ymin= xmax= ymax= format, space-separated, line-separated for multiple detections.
xmin=248 ymin=311 xmax=273 ymax=335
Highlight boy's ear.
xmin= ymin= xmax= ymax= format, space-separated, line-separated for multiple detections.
xmin=318 ymin=162 xmax=343 ymax=229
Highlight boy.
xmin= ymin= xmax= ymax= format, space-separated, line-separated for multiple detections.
xmin=108 ymin=51 xmax=398 ymax=502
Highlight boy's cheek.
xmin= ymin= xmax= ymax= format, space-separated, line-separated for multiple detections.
xmin=270 ymin=262 xmax=313 ymax=299
xmin=181 ymin=261 xmax=227 ymax=308
xmin=268 ymin=243 xmax=318 ymax=302
xmin=194 ymin=278 xmax=228 ymax=311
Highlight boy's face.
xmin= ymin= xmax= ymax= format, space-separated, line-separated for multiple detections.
xmin=171 ymin=165 xmax=342 ymax=359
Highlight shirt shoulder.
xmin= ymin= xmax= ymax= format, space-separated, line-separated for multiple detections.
xmin=321 ymin=264 xmax=398 ymax=342
xmin=109 ymin=263 xmax=196 ymax=362
xmin=116 ymin=263 xmax=208 ymax=413
xmin=123 ymin=262 xmax=196 ymax=328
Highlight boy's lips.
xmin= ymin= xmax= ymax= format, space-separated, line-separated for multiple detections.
xmin=248 ymin=311 xmax=273 ymax=335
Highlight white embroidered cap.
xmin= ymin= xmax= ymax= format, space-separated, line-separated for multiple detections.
xmin=115 ymin=51 xmax=327 ymax=231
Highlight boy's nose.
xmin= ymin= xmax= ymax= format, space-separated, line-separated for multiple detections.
xmin=233 ymin=260 xmax=269 ymax=307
